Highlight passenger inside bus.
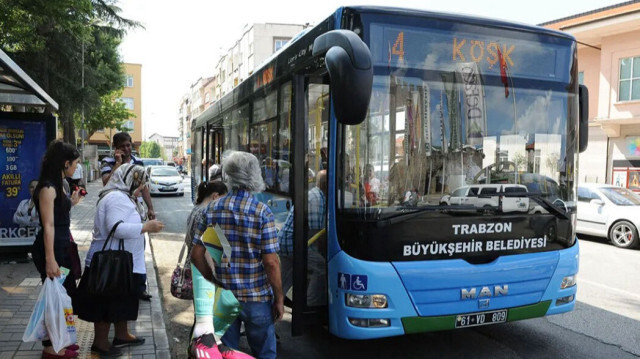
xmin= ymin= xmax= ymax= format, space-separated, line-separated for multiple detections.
xmin=363 ymin=164 xmax=381 ymax=206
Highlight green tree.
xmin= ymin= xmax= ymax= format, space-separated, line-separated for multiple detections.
xmin=139 ymin=141 xmax=163 ymax=159
xmin=77 ymin=89 xmax=134 ymax=139
xmin=0 ymin=0 xmax=140 ymax=143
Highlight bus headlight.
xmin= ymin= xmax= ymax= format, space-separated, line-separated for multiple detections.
xmin=560 ymin=275 xmax=577 ymax=289
xmin=345 ymin=293 xmax=388 ymax=308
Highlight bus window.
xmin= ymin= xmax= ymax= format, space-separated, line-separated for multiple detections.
xmin=307 ymin=83 xmax=330 ymax=182
xmin=277 ymin=82 xmax=292 ymax=193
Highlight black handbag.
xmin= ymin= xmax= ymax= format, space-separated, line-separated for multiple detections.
xmin=86 ymin=220 xmax=134 ymax=296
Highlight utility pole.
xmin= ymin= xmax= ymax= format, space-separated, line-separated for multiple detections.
xmin=81 ymin=40 xmax=85 ymax=162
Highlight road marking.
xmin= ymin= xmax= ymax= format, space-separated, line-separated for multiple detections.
xmin=579 ymin=278 xmax=640 ymax=300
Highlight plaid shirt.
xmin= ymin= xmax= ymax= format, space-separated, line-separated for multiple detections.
xmin=193 ymin=189 xmax=279 ymax=302
xmin=277 ymin=186 xmax=326 ymax=256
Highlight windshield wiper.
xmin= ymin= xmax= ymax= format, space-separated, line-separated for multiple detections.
xmin=500 ymin=192 xmax=570 ymax=220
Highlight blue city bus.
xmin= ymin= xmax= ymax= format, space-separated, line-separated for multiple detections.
xmin=191 ymin=6 xmax=589 ymax=339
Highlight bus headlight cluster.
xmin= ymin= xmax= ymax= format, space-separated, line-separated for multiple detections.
xmin=345 ymin=293 xmax=388 ymax=308
xmin=560 ymin=275 xmax=577 ymax=289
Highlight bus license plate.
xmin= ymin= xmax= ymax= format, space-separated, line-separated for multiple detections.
xmin=455 ymin=309 xmax=507 ymax=328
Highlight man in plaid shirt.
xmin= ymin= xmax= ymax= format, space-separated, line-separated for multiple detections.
xmin=191 ymin=151 xmax=283 ymax=359
xmin=278 ymin=170 xmax=327 ymax=306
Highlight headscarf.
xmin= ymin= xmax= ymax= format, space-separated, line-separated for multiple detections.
xmin=99 ymin=163 xmax=148 ymax=220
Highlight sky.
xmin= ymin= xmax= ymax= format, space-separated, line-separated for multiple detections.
xmin=117 ymin=0 xmax=625 ymax=139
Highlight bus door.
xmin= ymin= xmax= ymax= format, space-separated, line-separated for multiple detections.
xmin=290 ymin=74 xmax=330 ymax=335
xmin=204 ymin=124 xmax=223 ymax=181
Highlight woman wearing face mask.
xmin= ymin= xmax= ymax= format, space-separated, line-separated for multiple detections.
xmin=74 ymin=164 xmax=165 ymax=357
xmin=31 ymin=140 xmax=82 ymax=359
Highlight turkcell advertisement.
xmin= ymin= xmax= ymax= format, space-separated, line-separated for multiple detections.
xmin=0 ymin=119 xmax=47 ymax=247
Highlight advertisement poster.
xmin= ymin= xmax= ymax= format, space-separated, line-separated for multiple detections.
xmin=612 ymin=169 xmax=628 ymax=188
xmin=629 ymin=170 xmax=640 ymax=191
xmin=0 ymin=119 xmax=47 ymax=246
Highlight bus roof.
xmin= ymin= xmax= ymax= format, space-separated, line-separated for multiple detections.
xmin=193 ymin=6 xmax=575 ymax=130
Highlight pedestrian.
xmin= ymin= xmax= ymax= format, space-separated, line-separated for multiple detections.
xmin=100 ymin=132 xmax=155 ymax=219
xmin=13 ymin=179 xmax=40 ymax=229
xmin=74 ymin=164 xmax=164 ymax=357
xmin=191 ymin=151 xmax=283 ymax=359
xmin=184 ymin=180 xmax=250 ymax=359
xmin=68 ymin=159 xmax=84 ymax=189
xmin=30 ymin=140 xmax=82 ymax=359
xmin=278 ymin=170 xmax=327 ymax=306
xmin=100 ymin=132 xmax=155 ymax=301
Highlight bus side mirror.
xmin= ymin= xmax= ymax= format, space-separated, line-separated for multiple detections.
xmin=313 ymin=30 xmax=373 ymax=126
xmin=579 ymin=84 xmax=589 ymax=153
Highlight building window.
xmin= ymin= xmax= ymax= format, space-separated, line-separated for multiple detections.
xmin=125 ymin=74 xmax=134 ymax=87
xmin=119 ymin=97 xmax=134 ymax=110
xmin=578 ymin=71 xmax=584 ymax=85
xmin=619 ymin=56 xmax=640 ymax=101
xmin=123 ymin=120 xmax=135 ymax=132
xmin=273 ymin=38 xmax=290 ymax=53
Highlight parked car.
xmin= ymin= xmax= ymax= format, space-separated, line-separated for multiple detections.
xmin=146 ymin=166 xmax=184 ymax=196
xmin=576 ymin=183 xmax=640 ymax=248
xmin=440 ymin=183 xmax=529 ymax=213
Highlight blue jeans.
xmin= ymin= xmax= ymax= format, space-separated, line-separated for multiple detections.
xmin=221 ymin=301 xmax=276 ymax=359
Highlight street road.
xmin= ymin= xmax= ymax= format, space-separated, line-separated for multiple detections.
xmin=149 ymin=180 xmax=640 ymax=358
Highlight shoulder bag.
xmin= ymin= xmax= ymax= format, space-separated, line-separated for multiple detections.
xmin=85 ymin=220 xmax=134 ymax=296
xmin=171 ymin=212 xmax=199 ymax=300
xmin=170 ymin=241 xmax=193 ymax=300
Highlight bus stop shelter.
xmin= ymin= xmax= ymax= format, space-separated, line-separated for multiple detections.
xmin=0 ymin=48 xmax=58 ymax=252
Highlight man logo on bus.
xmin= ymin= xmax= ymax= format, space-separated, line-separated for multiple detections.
xmin=461 ymin=285 xmax=508 ymax=300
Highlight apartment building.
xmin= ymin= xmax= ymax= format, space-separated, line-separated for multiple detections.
xmin=88 ymin=63 xmax=143 ymax=155
xmin=149 ymin=132 xmax=179 ymax=160
xmin=542 ymin=1 xmax=640 ymax=189
xmin=177 ymin=22 xmax=310 ymax=167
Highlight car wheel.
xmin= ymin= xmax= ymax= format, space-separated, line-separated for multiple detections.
xmin=179 ymin=193 xmax=184 ymax=197
xmin=608 ymin=220 xmax=639 ymax=248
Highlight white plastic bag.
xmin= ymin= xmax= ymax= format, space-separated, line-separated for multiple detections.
xmin=22 ymin=281 xmax=48 ymax=342
xmin=43 ymin=276 xmax=76 ymax=352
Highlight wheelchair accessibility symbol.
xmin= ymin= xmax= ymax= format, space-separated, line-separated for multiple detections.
xmin=338 ymin=272 xmax=368 ymax=291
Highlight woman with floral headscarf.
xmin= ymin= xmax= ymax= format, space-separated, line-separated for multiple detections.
xmin=75 ymin=164 xmax=165 ymax=357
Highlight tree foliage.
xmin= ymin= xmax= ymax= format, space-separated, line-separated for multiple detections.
xmin=76 ymin=89 xmax=133 ymax=139
xmin=0 ymin=0 xmax=141 ymax=144
xmin=139 ymin=141 xmax=163 ymax=159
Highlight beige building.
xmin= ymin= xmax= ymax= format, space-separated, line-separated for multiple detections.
xmin=89 ymin=63 xmax=143 ymax=155
xmin=542 ymin=2 xmax=640 ymax=189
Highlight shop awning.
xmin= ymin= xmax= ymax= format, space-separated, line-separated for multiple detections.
xmin=0 ymin=49 xmax=58 ymax=112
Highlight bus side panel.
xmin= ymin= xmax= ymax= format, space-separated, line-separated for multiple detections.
xmin=328 ymin=251 xmax=417 ymax=339
xmin=542 ymin=239 xmax=579 ymax=315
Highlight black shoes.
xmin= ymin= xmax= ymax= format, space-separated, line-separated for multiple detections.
xmin=139 ymin=291 xmax=152 ymax=301
xmin=91 ymin=345 xmax=123 ymax=357
xmin=112 ymin=336 xmax=145 ymax=347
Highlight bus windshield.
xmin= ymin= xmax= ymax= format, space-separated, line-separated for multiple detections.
xmin=339 ymin=18 xmax=577 ymax=219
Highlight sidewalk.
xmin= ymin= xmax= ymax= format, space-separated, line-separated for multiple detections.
xmin=0 ymin=180 xmax=170 ymax=359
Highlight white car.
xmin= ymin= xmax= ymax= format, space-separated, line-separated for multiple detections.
xmin=147 ymin=166 xmax=184 ymax=196
xmin=576 ymin=183 xmax=640 ymax=249
xmin=440 ymin=184 xmax=529 ymax=213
